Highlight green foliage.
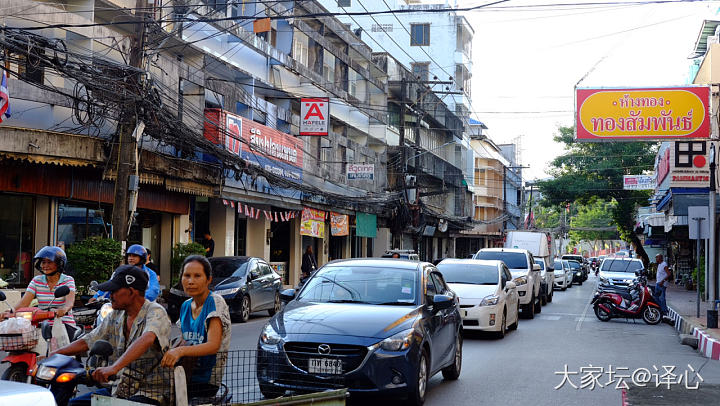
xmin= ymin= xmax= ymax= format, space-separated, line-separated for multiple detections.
xmin=692 ymin=255 xmax=705 ymax=296
xmin=171 ymin=242 xmax=207 ymax=286
xmin=66 ymin=237 xmax=123 ymax=293
xmin=534 ymin=205 xmax=560 ymax=229
xmin=568 ymin=200 xmax=618 ymax=242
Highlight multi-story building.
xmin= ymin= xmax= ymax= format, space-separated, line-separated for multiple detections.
xmin=498 ymin=143 xmax=523 ymax=231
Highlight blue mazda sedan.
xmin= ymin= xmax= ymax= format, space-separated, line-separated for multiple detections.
xmin=256 ymin=258 xmax=462 ymax=405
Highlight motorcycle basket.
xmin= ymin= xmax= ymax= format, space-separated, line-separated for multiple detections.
xmin=0 ymin=329 xmax=39 ymax=351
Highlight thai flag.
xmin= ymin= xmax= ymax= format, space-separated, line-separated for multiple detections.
xmin=0 ymin=70 xmax=11 ymax=123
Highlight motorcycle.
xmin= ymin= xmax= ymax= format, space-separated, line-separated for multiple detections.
xmin=34 ymin=339 xmax=114 ymax=406
xmin=591 ymin=273 xmax=662 ymax=325
xmin=0 ymin=286 xmax=83 ymax=382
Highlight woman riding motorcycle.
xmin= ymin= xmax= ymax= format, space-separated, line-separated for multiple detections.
xmin=2 ymin=246 xmax=77 ymax=336
xmin=90 ymin=244 xmax=160 ymax=302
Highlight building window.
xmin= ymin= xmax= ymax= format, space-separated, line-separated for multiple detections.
xmin=348 ymin=68 xmax=358 ymax=97
xmin=293 ymin=31 xmax=309 ymax=66
xmin=410 ymin=23 xmax=430 ymax=46
xmin=455 ymin=64 xmax=471 ymax=96
xmin=337 ymin=0 xmax=351 ymax=6
xmin=323 ymin=49 xmax=336 ymax=86
xmin=411 ymin=62 xmax=430 ymax=82
xmin=57 ymin=202 xmax=110 ymax=247
xmin=0 ymin=194 xmax=34 ymax=286
xmin=205 ymin=0 xmax=227 ymax=14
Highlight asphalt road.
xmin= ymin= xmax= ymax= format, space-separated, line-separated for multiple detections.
xmin=4 ymin=276 xmax=720 ymax=405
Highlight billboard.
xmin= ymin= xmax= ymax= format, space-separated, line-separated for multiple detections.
xmin=300 ymin=98 xmax=329 ymax=136
xmin=300 ymin=207 xmax=326 ymax=238
xmin=575 ymin=87 xmax=710 ymax=141
xmin=346 ymin=163 xmax=374 ymax=180
xmin=623 ymin=175 xmax=656 ymax=190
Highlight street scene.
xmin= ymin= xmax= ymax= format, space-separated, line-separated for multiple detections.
xmin=2 ymin=0 xmax=720 ymax=405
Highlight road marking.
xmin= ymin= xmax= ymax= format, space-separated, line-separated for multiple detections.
xmin=539 ymin=315 xmax=561 ymax=321
xmin=576 ymin=293 xmax=594 ymax=331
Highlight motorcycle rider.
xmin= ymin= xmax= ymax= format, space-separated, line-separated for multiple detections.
xmin=90 ymin=245 xmax=160 ymax=302
xmin=51 ymin=265 xmax=172 ymax=406
xmin=1 ymin=246 xmax=77 ymax=338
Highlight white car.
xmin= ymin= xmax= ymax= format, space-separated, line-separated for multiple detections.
xmin=552 ymin=259 xmax=571 ymax=290
xmin=598 ymin=258 xmax=644 ymax=286
xmin=437 ymin=259 xmax=520 ymax=338
xmin=0 ymin=381 xmax=55 ymax=406
xmin=474 ymin=248 xmax=542 ymax=319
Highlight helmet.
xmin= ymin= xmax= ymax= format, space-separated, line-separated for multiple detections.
xmin=126 ymin=244 xmax=148 ymax=264
xmin=34 ymin=246 xmax=67 ymax=275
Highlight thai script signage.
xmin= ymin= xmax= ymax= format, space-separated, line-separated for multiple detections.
xmin=575 ymin=87 xmax=710 ymax=141
xmin=623 ymin=175 xmax=656 ymax=190
xmin=300 ymin=207 xmax=326 ymax=238
xmin=346 ymin=163 xmax=374 ymax=180
xmin=300 ymin=98 xmax=329 ymax=136
xmin=656 ymin=146 xmax=671 ymax=185
xmin=330 ymin=212 xmax=349 ymax=236
xmin=204 ymin=109 xmax=304 ymax=182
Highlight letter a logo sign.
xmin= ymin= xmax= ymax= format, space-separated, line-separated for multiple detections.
xmin=300 ymin=98 xmax=329 ymax=136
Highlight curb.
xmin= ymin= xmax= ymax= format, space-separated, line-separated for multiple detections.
xmin=668 ymin=307 xmax=720 ymax=361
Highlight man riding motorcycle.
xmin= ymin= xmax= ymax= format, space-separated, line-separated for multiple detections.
xmin=90 ymin=245 xmax=160 ymax=302
xmin=50 ymin=266 xmax=172 ymax=405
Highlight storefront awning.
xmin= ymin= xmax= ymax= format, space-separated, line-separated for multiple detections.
xmin=1 ymin=152 xmax=97 ymax=167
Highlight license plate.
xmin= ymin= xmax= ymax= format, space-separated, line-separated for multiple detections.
xmin=308 ymin=358 xmax=343 ymax=375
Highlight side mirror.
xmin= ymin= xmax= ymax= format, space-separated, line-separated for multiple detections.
xmin=89 ymin=340 xmax=114 ymax=358
xmin=504 ymin=281 xmax=516 ymax=290
xmin=54 ymin=285 xmax=71 ymax=298
xmin=41 ymin=320 xmax=53 ymax=340
xmin=249 ymin=270 xmax=260 ymax=281
xmin=532 ymin=264 xmax=540 ymax=271
xmin=429 ymin=294 xmax=454 ymax=311
xmin=90 ymin=281 xmax=99 ymax=289
xmin=280 ymin=289 xmax=296 ymax=303
xmin=0 ymin=291 xmax=6 ymax=301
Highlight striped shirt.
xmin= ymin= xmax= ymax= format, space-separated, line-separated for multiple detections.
xmin=26 ymin=274 xmax=76 ymax=326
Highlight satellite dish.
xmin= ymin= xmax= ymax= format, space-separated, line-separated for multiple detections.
xmin=438 ymin=220 xmax=448 ymax=233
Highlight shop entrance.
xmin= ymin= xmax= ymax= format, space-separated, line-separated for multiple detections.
xmin=0 ymin=194 xmax=34 ymax=286
xmin=270 ymin=220 xmax=291 ymax=284
xmin=329 ymin=236 xmax=344 ymax=261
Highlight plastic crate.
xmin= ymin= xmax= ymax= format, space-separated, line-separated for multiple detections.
xmin=0 ymin=329 xmax=39 ymax=351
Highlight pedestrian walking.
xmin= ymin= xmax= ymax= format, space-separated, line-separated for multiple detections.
xmin=655 ymin=254 xmax=671 ymax=315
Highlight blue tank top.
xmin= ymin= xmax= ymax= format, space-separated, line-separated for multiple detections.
xmin=179 ymin=295 xmax=218 ymax=384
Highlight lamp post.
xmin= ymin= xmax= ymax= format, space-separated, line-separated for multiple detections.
xmin=710 ymin=142 xmax=717 ymax=302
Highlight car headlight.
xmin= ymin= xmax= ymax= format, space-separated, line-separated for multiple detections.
xmin=214 ymin=287 xmax=240 ymax=296
xmin=99 ymin=303 xmax=112 ymax=319
xmin=380 ymin=328 xmax=417 ymax=351
xmin=36 ymin=365 xmax=57 ymax=381
xmin=15 ymin=312 xmax=33 ymax=321
xmin=599 ymin=276 xmax=608 ymax=283
xmin=576 ymin=271 xmax=582 ymax=276
xmin=512 ymin=276 xmax=527 ymax=286
xmin=480 ymin=295 xmax=499 ymax=306
xmin=169 ymin=287 xmax=188 ymax=297
xmin=260 ymin=323 xmax=282 ymax=345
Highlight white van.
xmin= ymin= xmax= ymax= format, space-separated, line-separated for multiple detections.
xmin=505 ymin=231 xmax=554 ymax=305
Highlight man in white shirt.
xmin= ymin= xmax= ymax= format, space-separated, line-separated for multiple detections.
xmin=655 ymin=254 xmax=670 ymax=315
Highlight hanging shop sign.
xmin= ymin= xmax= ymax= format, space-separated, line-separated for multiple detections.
xmin=300 ymin=207 xmax=326 ymax=238
xmin=204 ymin=109 xmax=303 ymax=182
xmin=355 ymin=212 xmax=377 ymax=238
xmin=300 ymin=98 xmax=329 ymax=136
xmin=346 ymin=163 xmax=374 ymax=180
xmin=623 ymin=175 xmax=656 ymax=190
xmin=668 ymin=141 xmax=710 ymax=188
xmin=575 ymin=87 xmax=710 ymax=141
xmin=330 ymin=212 xmax=349 ymax=236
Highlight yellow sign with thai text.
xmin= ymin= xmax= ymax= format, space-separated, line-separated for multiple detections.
xmin=576 ymin=87 xmax=710 ymax=140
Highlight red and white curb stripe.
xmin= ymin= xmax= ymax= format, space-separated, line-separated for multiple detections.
xmin=668 ymin=306 xmax=720 ymax=361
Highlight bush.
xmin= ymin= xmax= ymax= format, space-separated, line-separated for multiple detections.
xmin=65 ymin=237 xmax=123 ymax=294
xmin=692 ymin=255 xmax=705 ymax=297
xmin=171 ymin=242 xmax=207 ymax=286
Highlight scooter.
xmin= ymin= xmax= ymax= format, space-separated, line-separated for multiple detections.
xmin=34 ymin=339 xmax=114 ymax=406
xmin=591 ymin=274 xmax=662 ymax=325
xmin=0 ymin=286 xmax=82 ymax=382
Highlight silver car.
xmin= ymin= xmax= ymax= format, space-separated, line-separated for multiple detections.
xmin=598 ymin=258 xmax=644 ymax=286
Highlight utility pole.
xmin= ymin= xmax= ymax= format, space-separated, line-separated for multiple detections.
xmin=111 ymin=0 xmax=149 ymax=243
xmin=710 ymin=142 xmax=717 ymax=302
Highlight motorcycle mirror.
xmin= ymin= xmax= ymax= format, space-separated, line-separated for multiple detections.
xmin=90 ymin=280 xmax=99 ymax=289
xmin=0 ymin=291 xmax=6 ymax=301
xmin=89 ymin=340 xmax=113 ymax=357
xmin=54 ymin=285 xmax=71 ymax=298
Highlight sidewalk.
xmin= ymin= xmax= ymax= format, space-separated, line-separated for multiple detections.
xmin=664 ymin=281 xmax=720 ymax=361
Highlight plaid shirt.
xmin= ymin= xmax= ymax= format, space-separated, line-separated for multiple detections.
xmin=82 ymin=299 xmax=172 ymax=404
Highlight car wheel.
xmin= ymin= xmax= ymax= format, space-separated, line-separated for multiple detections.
xmin=496 ymin=309 xmax=506 ymax=339
xmin=1 ymin=364 xmax=27 ymax=382
xmin=561 ymin=285 xmax=567 ymax=291
xmin=540 ymin=290 xmax=547 ymax=306
xmin=547 ymin=289 xmax=553 ymax=303
xmin=534 ymin=293 xmax=542 ymax=314
xmin=442 ymin=334 xmax=462 ymax=380
xmin=509 ymin=304 xmax=519 ymax=330
xmin=578 ymin=279 xmax=583 ymax=286
xmin=237 ymin=295 xmax=251 ymax=323
xmin=524 ymin=294 xmax=535 ymax=319
xmin=407 ymin=349 xmax=429 ymax=406
xmin=259 ymin=384 xmax=284 ymax=399
xmin=268 ymin=292 xmax=281 ymax=317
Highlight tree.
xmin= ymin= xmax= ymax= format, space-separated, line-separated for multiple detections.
xmin=170 ymin=242 xmax=207 ymax=286
xmin=66 ymin=237 xmax=123 ymax=293
xmin=568 ymin=200 xmax=618 ymax=254
xmin=537 ymin=125 xmax=657 ymax=266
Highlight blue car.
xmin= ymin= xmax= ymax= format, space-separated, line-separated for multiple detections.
xmin=256 ymin=258 xmax=462 ymax=405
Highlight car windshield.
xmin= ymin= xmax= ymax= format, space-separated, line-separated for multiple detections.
xmin=210 ymin=258 xmax=251 ymax=278
xmin=436 ymin=263 xmax=498 ymax=285
xmin=297 ymin=266 xmax=418 ymax=305
xmin=474 ymin=252 xmax=528 ymax=269
xmin=567 ymin=261 xmax=581 ymax=269
xmin=601 ymin=259 xmax=643 ymax=273
xmin=553 ymin=262 xmax=564 ymax=271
